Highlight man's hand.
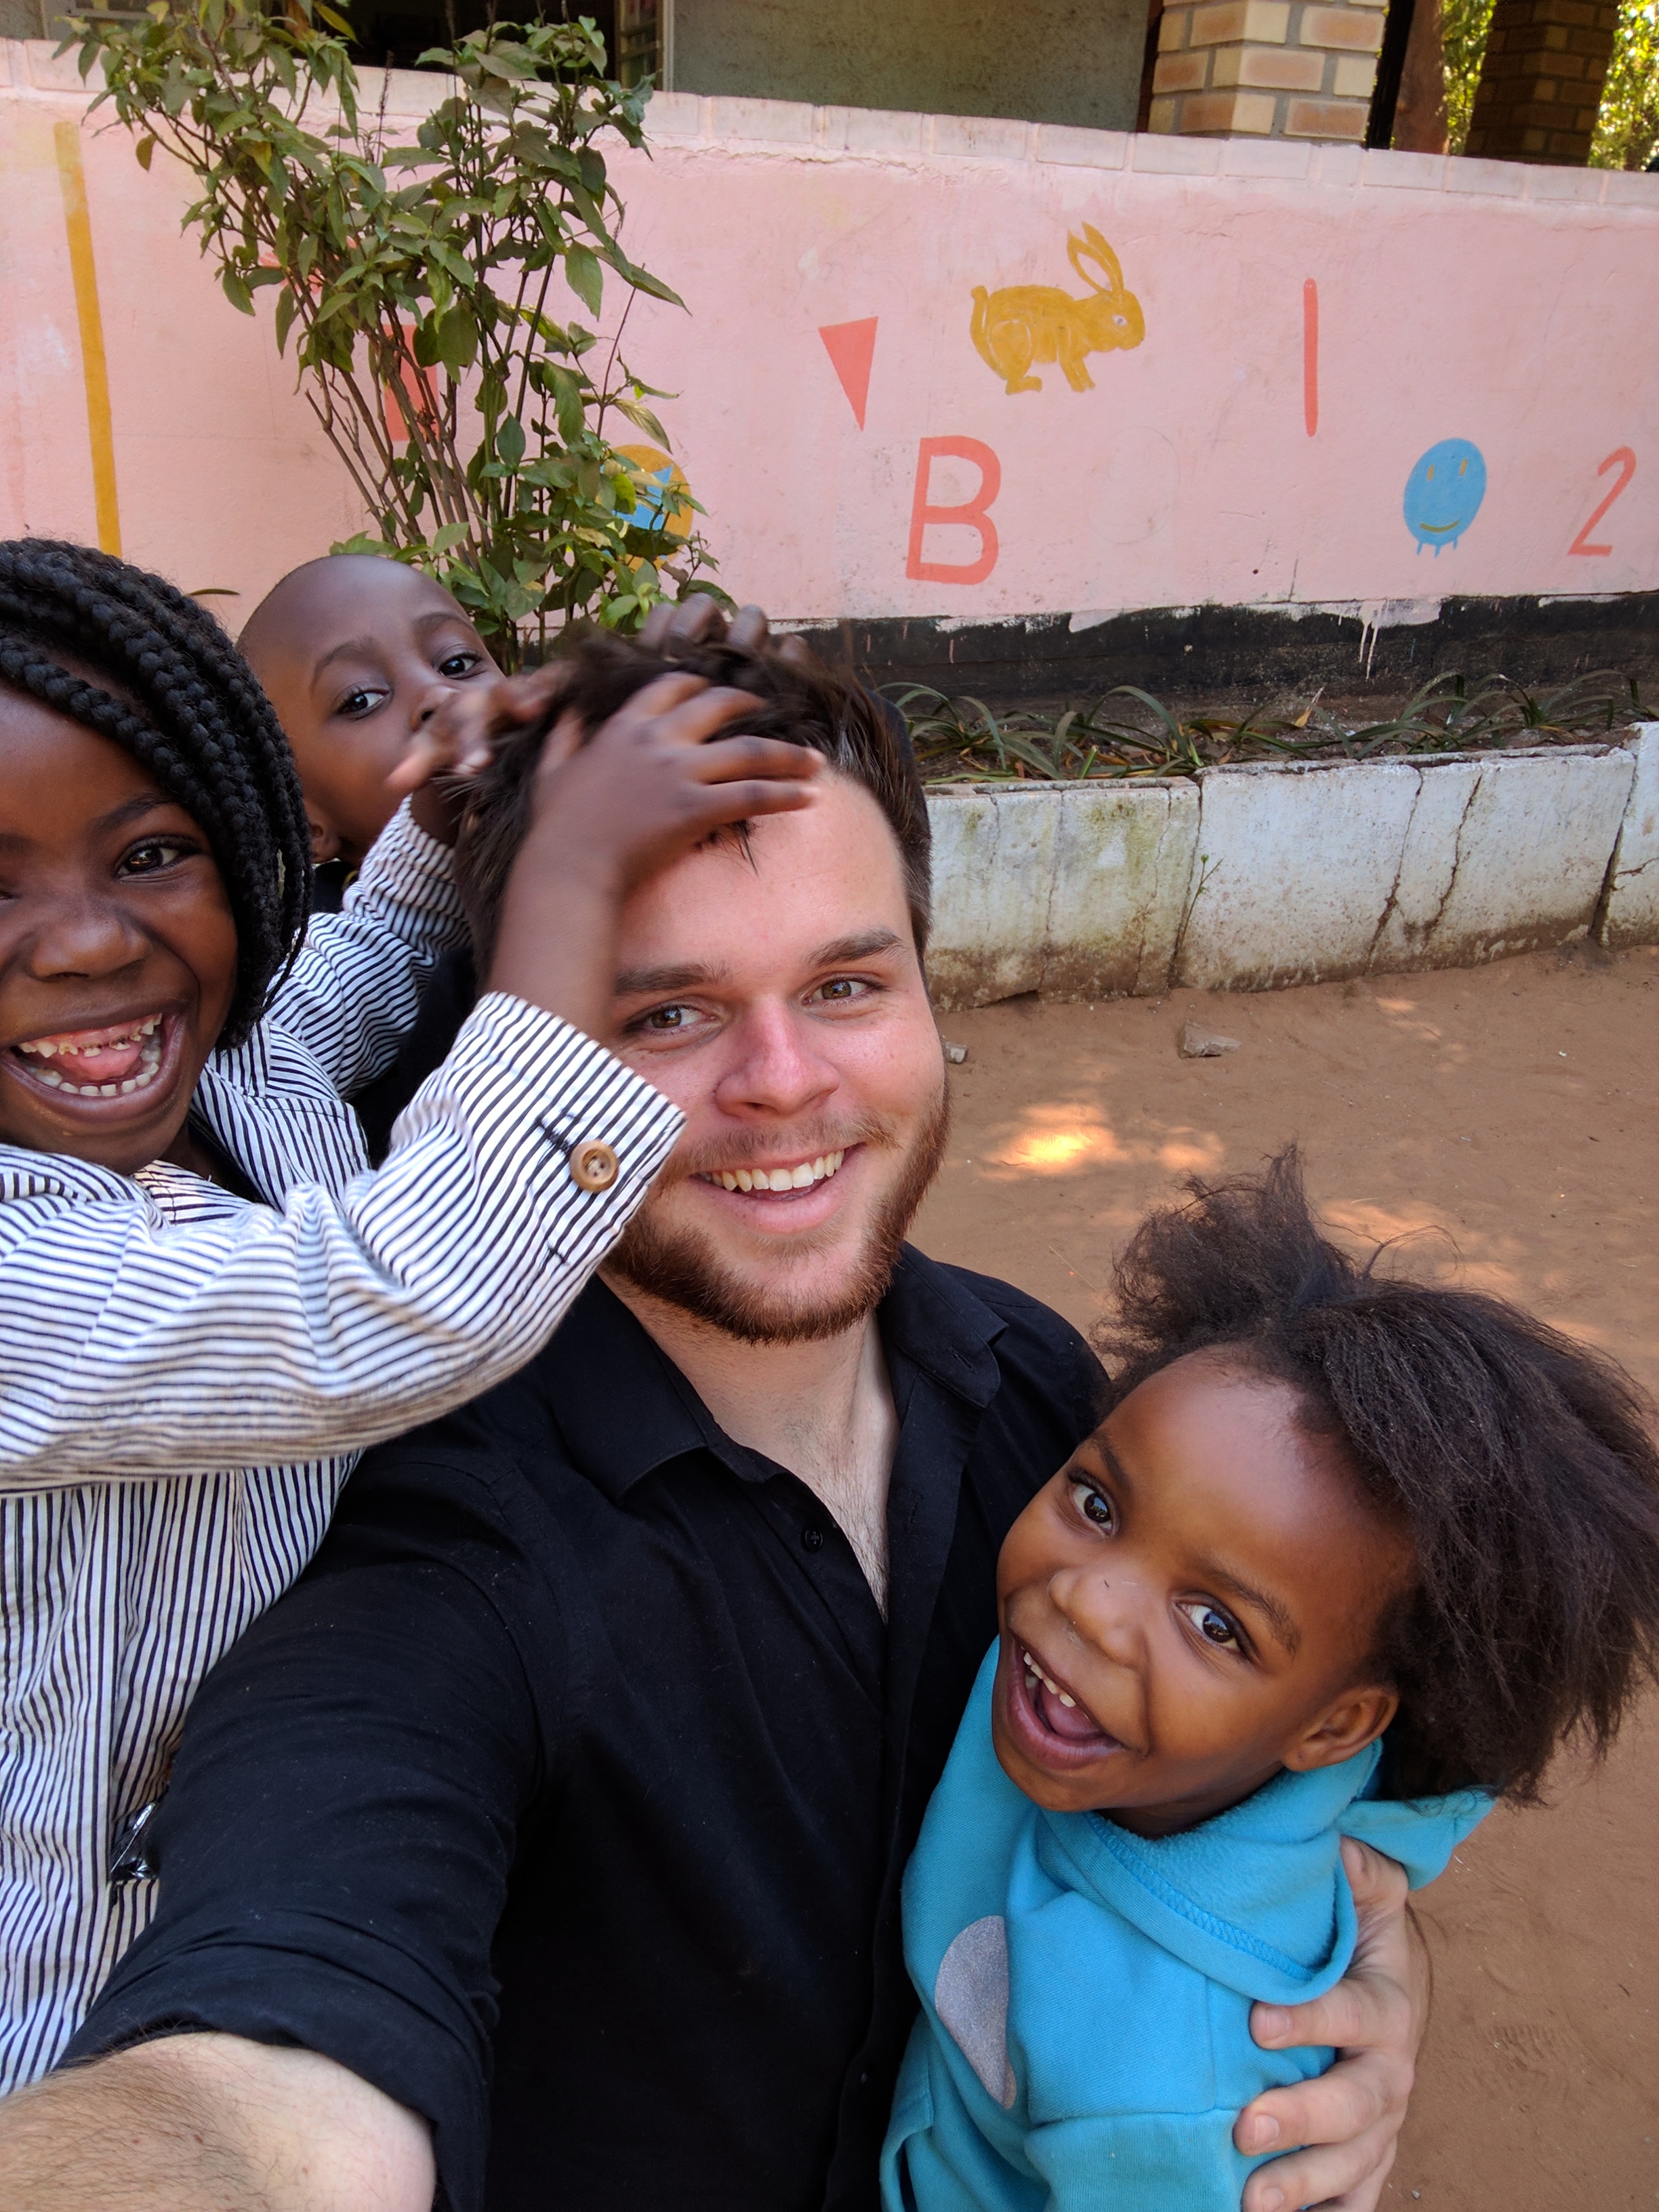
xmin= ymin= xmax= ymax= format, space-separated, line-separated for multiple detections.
xmin=1235 ymin=1840 xmax=1428 ymax=2212
xmin=0 ymin=2033 xmax=433 ymax=2211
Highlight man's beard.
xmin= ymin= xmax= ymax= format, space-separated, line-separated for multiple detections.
xmin=607 ymin=1085 xmax=951 ymax=1345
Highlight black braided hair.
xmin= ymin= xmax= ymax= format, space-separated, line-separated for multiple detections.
xmin=0 ymin=539 xmax=312 ymax=1048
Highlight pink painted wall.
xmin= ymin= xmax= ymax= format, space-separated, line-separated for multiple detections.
xmin=3 ymin=41 xmax=1656 ymax=632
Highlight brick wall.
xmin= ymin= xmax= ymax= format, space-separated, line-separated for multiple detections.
xmin=1149 ymin=0 xmax=1384 ymax=138
xmin=1463 ymin=0 xmax=1618 ymax=163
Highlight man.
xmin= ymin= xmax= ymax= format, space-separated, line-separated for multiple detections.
xmin=0 ymin=627 xmax=1423 ymax=2211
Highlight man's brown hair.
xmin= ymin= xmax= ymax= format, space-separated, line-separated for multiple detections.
xmin=457 ymin=632 xmax=931 ymax=968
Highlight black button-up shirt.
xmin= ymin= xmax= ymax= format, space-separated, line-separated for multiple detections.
xmin=72 ymin=1251 xmax=1105 ymax=2212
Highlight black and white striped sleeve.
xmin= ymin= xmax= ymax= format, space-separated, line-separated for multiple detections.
xmin=274 ymin=801 xmax=468 ymax=1097
xmin=0 ymin=996 xmax=679 ymax=1482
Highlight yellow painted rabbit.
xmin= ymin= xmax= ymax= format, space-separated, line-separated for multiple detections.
xmin=970 ymin=225 xmax=1145 ymax=394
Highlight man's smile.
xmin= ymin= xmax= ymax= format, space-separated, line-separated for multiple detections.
xmin=695 ymin=1147 xmax=847 ymax=1195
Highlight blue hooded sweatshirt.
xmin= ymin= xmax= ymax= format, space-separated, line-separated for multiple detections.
xmin=882 ymin=1647 xmax=1491 ymax=2212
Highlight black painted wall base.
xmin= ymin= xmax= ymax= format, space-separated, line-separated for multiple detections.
xmin=791 ymin=593 xmax=1659 ymax=703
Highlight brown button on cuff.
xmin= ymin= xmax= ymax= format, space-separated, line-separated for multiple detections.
xmin=569 ymin=1140 xmax=620 ymax=1193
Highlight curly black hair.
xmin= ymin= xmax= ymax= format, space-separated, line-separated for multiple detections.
xmin=0 ymin=539 xmax=312 ymax=1048
xmin=1095 ymin=1149 xmax=1659 ymax=1804
xmin=456 ymin=630 xmax=930 ymax=971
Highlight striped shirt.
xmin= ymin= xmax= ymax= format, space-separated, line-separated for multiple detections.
xmin=0 ymin=804 xmax=682 ymax=2091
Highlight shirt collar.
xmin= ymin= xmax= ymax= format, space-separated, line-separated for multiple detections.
xmin=530 ymin=1250 xmax=1010 ymax=1507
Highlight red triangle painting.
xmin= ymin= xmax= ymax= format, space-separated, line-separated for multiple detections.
xmin=819 ymin=318 xmax=878 ymax=430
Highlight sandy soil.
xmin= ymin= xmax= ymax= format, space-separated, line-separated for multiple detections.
xmin=912 ymin=941 xmax=1659 ymax=2208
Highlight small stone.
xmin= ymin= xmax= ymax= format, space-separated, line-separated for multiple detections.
xmin=943 ymin=1042 xmax=968 ymax=1064
xmin=1179 ymin=1022 xmax=1240 ymax=1060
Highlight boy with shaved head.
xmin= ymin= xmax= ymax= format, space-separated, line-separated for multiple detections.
xmin=241 ymin=555 xmax=501 ymax=901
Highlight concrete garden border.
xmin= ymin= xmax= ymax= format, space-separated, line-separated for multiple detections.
xmin=924 ymin=726 xmax=1659 ymax=1007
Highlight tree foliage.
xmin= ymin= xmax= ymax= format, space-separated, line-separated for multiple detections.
xmin=1591 ymin=0 xmax=1659 ymax=167
xmin=1441 ymin=0 xmax=1498 ymax=150
xmin=68 ymin=1 xmax=720 ymax=662
xmin=1443 ymin=0 xmax=1659 ymax=165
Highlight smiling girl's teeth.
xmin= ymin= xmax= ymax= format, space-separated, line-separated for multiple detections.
xmin=1021 ymin=1647 xmax=1074 ymax=1705
xmin=14 ymin=1017 xmax=164 ymax=1099
xmin=708 ymin=1149 xmax=845 ymax=1194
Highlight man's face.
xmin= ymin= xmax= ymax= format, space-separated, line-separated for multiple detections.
xmin=602 ymin=773 xmax=947 ymax=1343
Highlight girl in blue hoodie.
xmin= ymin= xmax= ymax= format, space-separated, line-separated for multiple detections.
xmin=884 ymin=1150 xmax=1659 ymax=2212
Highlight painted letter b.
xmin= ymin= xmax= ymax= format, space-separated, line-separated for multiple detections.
xmin=906 ymin=436 xmax=1001 ymax=585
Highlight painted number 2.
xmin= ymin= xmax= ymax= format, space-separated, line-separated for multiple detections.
xmin=1568 ymin=447 xmax=1636 ymax=557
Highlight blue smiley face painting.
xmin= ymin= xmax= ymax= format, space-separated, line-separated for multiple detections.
xmin=1403 ymin=438 xmax=1488 ymax=554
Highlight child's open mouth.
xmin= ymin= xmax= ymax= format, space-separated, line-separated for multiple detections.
xmin=1010 ymin=1640 xmax=1128 ymax=1761
xmin=10 ymin=1012 xmax=171 ymax=1100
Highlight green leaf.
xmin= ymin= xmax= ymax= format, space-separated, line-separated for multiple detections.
xmin=614 ymin=393 xmax=669 ymax=445
xmin=135 ymin=133 xmax=156 ymax=169
xmin=564 ymin=243 xmax=602 ymax=316
xmin=496 ymin=415 xmax=526 ymax=467
xmin=221 ymin=268 xmax=255 ymax=314
xmin=274 ymin=284 xmax=299 ymax=354
xmin=621 ymin=264 xmax=685 ymax=308
xmin=434 ymin=304 xmax=477 ymax=375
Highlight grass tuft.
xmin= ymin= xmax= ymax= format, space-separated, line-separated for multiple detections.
xmin=892 ymin=670 xmax=1650 ymax=785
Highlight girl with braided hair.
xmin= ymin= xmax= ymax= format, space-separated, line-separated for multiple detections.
xmin=0 ymin=538 xmax=819 ymax=2088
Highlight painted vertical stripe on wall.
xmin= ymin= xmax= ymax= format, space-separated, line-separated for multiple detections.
xmin=53 ymin=121 xmax=121 ymax=556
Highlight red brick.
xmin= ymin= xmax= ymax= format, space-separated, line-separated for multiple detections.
xmin=1189 ymin=1 xmax=1293 ymax=45
xmin=1212 ymin=40 xmax=1326 ymax=84
xmin=1295 ymin=3 xmax=1385 ymax=47
xmin=1282 ymin=94 xmax=1370 ymax=134
xmin=1177 ymin=86 xmax=1279 ymax=129
xmin=1153 ymin=49 xmax=1211 ymax=89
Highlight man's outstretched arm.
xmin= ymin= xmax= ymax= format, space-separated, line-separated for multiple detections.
xmin=1235 ymin=1839 xmax=1429 ymax=2212
xmin=0 ymin=2034 xmax=432 ymax=2211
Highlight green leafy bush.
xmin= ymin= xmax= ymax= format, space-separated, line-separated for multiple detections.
xmin=68 ymin=1 xmax=720 ymax=661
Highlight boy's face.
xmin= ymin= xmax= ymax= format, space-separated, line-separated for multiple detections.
xmin=0 ymin=685 xmax=238 ymax=1175
xmin=243 ymin=556 xmax=498 ymax=868
xmin=993 ymin=1351 xmax=1407 ymax=1837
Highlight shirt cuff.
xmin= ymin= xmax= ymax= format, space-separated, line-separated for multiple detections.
xmin=383 ymin=992 xmax=682 ymax=1263
xmin=346 ymin=797 xmax=468 ymax=939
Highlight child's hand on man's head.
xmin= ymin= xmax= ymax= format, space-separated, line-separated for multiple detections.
xmin=386 ymin=663 xmax=569 ymax=844
xmin=458 ymin=608 xmax=825 ymax=1043
xmin=384 ymin=602 xmax=817 ymax=848
xmin=518 ymin=672 xmax=821 ymax=899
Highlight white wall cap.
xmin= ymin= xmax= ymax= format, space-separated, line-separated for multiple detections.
xmin=1220 ymin=138 xmax=1313 ymax=179
xmin=1034 ymin=122 xmax=1131 ymax=169
xmin=1363 ymin=148 xmax=1446 ymax=189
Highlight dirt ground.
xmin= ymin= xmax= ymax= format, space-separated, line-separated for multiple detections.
xmin=912 ymin=941 xmax=1659 ymax=2209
